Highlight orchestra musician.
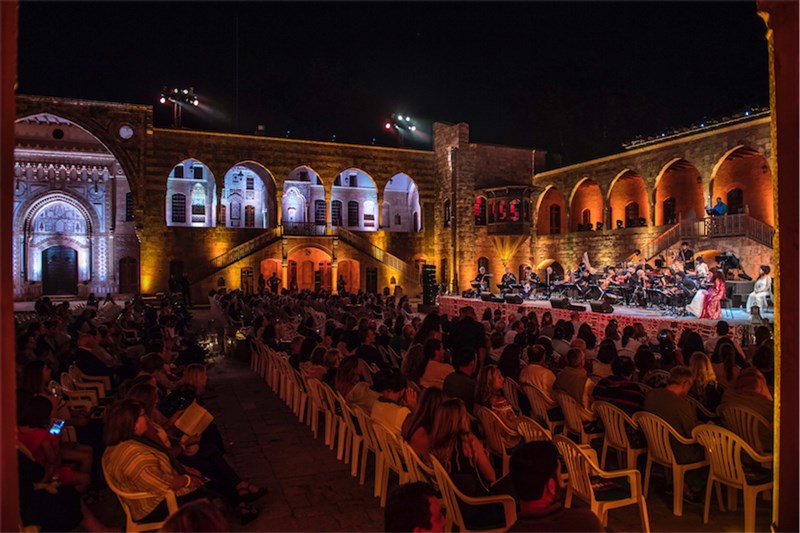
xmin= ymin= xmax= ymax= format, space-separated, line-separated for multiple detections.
xmin=694 ymin=256 xmax=709 ymax=279
xmin=675 ymin=241 xmax=694 ymax=269
xmin=474 ymin=266 xmax=489 ymax=293
xmin=500 ymin=266 xmax=517 ymax=293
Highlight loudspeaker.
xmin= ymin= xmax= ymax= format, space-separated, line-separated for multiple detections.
xmin=504 ymin=294 xmax=523 ymax=304
xmin=480 ymin=292 xmax=494 ymax=302
xmin=589 ymin=300 xmax=614 ymax=314
xmin=422 ymin=264 xmax=437 ymax=306
xmin=568 ymin=304 xmax=588 ymax=312
xmin=549 ymin=297 xmax=570 ymax=309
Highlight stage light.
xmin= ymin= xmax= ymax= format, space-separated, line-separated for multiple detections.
xmin=410 ymin=125 xmax=417 ymax=131
xmin=385 ymin=122 xmax=392 ymax=129
xmin=192 ymin=99 xmax=199 ymax=106
xmin=159 ymin=97 xmax=166 ymax=104
xmin=616 ymin=220 xmax=623 ymax=229
xmin=183 ymin=89 xmax=189 ymax=94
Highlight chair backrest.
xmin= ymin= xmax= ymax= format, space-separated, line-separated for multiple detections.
xmin=521 ymin=384 xmax=552 ymax=426
xmin=555 ymin=391 xmax=591 ymax=437
xmin=429 ymin=455 xmax=469 ymax=530
xmin=632 ymin=411 xmax=682 ymax=466
xmin=518 ymin=416 xmax=552 ymax=442
xmin=400 ymin=439 xmax=437 ymax=486
xmin=318 ymin=381 xmax=340 ymax=416
xmin=503 ymin=378 xmax=521 ymax=414
xmin=336 ymin=392 xmax=360 ymax=437
xmin=373 ymin=421 xmax=408 ymax=477
xmin=691 ymin=424 xmax=764 ymax=487
xmin=685 ymin=395 xmax=718 ymax=421
xmin=553 ymin=435 xmax=595 ymax=504
xmin=104 ymin=461 xmax=178 ymax=531
xmin=353 ymin=406 xmax=380 ymax=452
xmin=474 ymin=406 xmax=516 ymax=457
xmin=717 ymin=404 xmax=773 ymax=454
xmin=593 ymin=401 xmax=637 ymax=450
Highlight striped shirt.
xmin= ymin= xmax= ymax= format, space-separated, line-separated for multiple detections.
xmin=102 ymin=440 xmax=195 ymax=521
xmin=591 ymin=376 xmax=645 ymax=415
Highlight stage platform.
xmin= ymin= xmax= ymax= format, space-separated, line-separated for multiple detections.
xmin=437 ymin=295 xmax=771 ymax=344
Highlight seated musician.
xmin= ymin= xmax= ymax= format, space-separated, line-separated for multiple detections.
xmin=474 ymin=266 xmax=489 ymax=292
xmin=694 ymin=256 xmax=709 ymax=279
xmin=500 ymin=267 xmax=517 ymax=293
xmin=708 ymin=197 xmax=728 ymax=217
xmin=675 ymin=242 xmax=694 ymax=267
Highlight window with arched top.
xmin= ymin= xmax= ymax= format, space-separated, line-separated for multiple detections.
xmin=474 ymin=197 xmax=487 ymax=225
xmin=727 ymin=188 xmax=744 ymax=214
xmin=625 ymin=202 xmax=640 ymax=227
xmin=443 ymin=199 xmax=451 ymax=228
xmin=549 ymin=204 xmax=561 ymax=234
xmin=581 ymin=208 xmax=591 ymax=227
xmin=191 ymin=184 xmax=206 ymax=224
xmin=395 ymin=213 xmax=401 ymax=226
xmin=220 ymin=204 xmax=227 ymax=226
xmin=314 ymin=200 xmax=326 ymax=225
xmin=347 ymin=201 xmax=360 ymax=227
xmin=331 ymin=200 xmax=342 ymax=226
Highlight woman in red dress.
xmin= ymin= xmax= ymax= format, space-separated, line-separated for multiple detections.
xmin=700 ymin=269 xmax=726 ymax=320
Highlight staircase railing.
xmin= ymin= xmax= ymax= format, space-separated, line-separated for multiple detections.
xmin=678 ymin=213 xmax=774 ymax=248
xmin=190 ymin=227 xmax=281 ymax=282
xmin=634 ymin=213 xmax=773 ymax=262
xmin=638 ymin=223 xmax=681 ymax=261
xmin=336 ymin=227 xmax=419 ymax=281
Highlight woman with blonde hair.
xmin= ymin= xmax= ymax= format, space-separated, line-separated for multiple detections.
xmin=475 ymin=365 xmax=519 ymax=431
xmin=688 ymin=352 xmax=724 ymax=414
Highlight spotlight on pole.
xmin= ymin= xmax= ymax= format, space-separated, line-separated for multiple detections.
xmin=159 ymin=86 xmax=201 ymax=128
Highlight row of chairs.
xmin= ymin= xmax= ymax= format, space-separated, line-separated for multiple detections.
xmin=518 ymin=380 xmax=772 ymax=532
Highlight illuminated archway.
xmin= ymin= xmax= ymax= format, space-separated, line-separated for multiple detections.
xmin=166 ymin=159 xmax=217 ymax=227
xmin=221 ymin=162 xmax=277 ymax=228
xmin=653 ymin=158 xmax=704 ymax=225
xmin=569 ymin=178 xmax=602 ymax=231
xmin=608 ymin=170 xmax=649 ymax=228
xmin=382 ymin=173 xmax=422 ymax=232
xmin=710 ymin=146 xmax=773 ymax=224
xmin=332 ymin=168 xmax=378 ymax=231
xmin=535 ymin=186 xmax=566 ymax=235
xmin=283 ymin=166 xmax=325 ymax=226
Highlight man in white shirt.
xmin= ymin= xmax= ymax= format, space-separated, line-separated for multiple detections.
xmin=519 ymin=344 xmax=557 ymax=408
xmin=505 ymin=320 xmax=524 ymax=345
xmin=419 ymin=339 xmax=455 ymax=389
xmin=704 ymin=320 xmax=746 ymax=358
xmin=550 ymin=325 xmax=571 ymax=359
xmin=372 ymin=369 xmax=417 ymax=435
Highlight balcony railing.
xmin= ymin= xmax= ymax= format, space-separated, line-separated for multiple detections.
xmin=281 ymin=222 xmax=337 ymax=236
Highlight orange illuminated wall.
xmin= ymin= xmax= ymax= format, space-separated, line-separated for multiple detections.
xmin=287 ymin=247 xmax=332 ymax=291
xmin=570 ymin=180 xmax=603 ymax=231
xmin=609 ymin=172 xmax=649 ymax=226
xmin=337 ymin=259 xmax=360 ymax=293
xmin=536 ymin=187 xmax=566 ymax=235
xmin=654 ymin=163 xmax=705 ymax=225
xmin=712 ymin=150 xmax=774 ymax=225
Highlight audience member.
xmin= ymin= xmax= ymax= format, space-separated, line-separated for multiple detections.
xmin=442 ymin=347 xmax=478 ymax=414
xmin=384 ymin=482 xmax=445 ymax=533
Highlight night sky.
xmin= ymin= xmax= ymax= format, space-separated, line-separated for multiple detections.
xmin=18 ymin=1 xmax=770 ymax=164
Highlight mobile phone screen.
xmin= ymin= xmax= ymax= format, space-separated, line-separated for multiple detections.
xmin=49 ymin=419 xmax=65 ymax=435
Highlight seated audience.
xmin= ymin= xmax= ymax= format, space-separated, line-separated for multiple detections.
xmin=419 ymin=339 xmax=454 ymax=389
xmin=688 ymin=352 xmax=724 ymax=415
xmin=401 ymin=388 xmax=445 ymax=461
xmin=507 ymin=441 xmax=603 ymax=532
xmin=161 ymin=500 xmax=229 ymax=533
xmin=554 ymin=348 xmax=594 ymax=412
xmin=371 ymin=369 xmax=417 ymax=435
xmin=519 ymin=344 xmax=558 ymax=410
xmin=476 ymin=364 xmax=519 ymax=431
xmin=718 ymin=368 xmax=774 ymax=451
xmin=592 ymin=356 xmax=644 ymax=415
xmin=442 ymin=347 xmax=478 ymax=414
xmin=643 ymin=366 xmax=705 ymax=500
xmin=385 ymin=482 xmax=445 ymax=533
xmin=592 ymin=339 xmax=617 ymax=380
xmin=335 ymin=356 xmax=379 ymax=414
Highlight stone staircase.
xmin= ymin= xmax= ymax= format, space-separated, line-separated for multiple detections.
xmin=634 ymin=213 xmax=774 ymax=262
xmin=189 ymin=227 xmax=281 ymax=282
xmin=189 ymin=225 xmax=420 ymax=287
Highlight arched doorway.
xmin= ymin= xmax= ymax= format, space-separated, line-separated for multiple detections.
xmin=337 ymin=259 xmax=360 ymax=293
xmin=569 ymin=179 xmax=603 ymax=232
xmin=654 ymin=158 xmax=704 ymax=225
xmin=608 ymin=170 xmax=649 ymax=228
xmin=14 ymin=113 xmax=140 ymax=299
xmin=287 ymin=247 xmax=333 ymax=291
xmin=42 ymin=245 xmax=78 ymax=295
xmin=711 ymin=146 xmax=773 ymax=224
xmin=536 ymin=187 xmax=566 ymax=235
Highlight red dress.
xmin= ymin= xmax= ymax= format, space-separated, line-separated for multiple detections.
xmin=700 ymin=278 xmax=725 ymax=319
